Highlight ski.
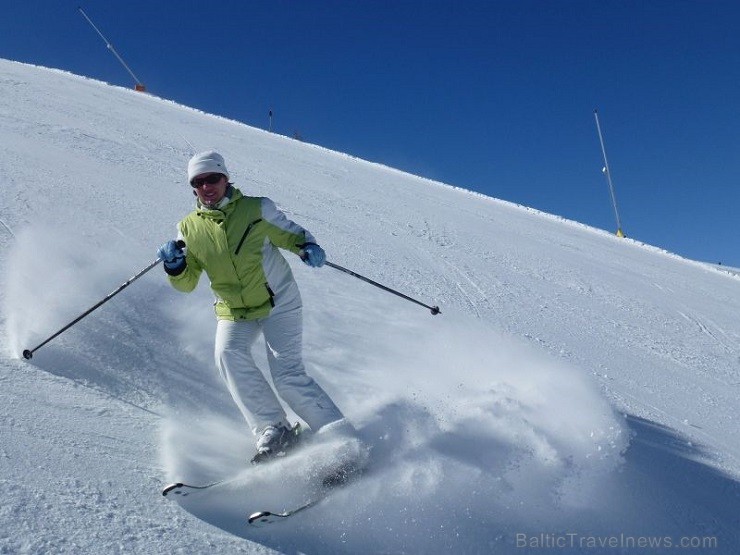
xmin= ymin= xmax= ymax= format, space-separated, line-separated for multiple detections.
xmin=246 ymin=459 xmax=364 ymax=526
xmin=162 ymin=479 xmax=225 ymax=497
xmin=163 ymin=425 xmax=305 ymax=497
xmin=248 ymin=499 xmax=318 ymax=525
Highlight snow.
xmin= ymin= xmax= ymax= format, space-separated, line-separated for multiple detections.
xmin=1 ymin=58 xmax=739 ymax=553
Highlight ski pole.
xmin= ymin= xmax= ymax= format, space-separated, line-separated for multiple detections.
xmin=324 ymin=260 xmax=441 ymax=316
xmin=22 ymin=240 xmax=185 ymax=360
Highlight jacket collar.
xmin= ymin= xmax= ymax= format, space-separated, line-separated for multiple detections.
xmin=195 ymin=186 xmax=243 ymax=219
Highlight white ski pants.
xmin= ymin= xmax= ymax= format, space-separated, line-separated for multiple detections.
xmin=214 ymin=305 xmax=344 ymax=435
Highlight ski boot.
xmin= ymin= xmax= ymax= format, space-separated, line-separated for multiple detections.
xmin=251 ymin=422 xmax=302 ymax=464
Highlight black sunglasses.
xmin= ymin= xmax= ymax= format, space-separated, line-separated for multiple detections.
xmin=191 ymin=173 xmax=224 ymax=188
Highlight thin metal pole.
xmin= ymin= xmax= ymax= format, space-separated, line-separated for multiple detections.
xmin=22 ymin=240 xmax=184 ymax=360
xmin=325 ymin=261 xmax=440 ymax=315
xmin=593 ymin=109 xmax=625 ymax=237
xmin=78 ymin=7 xmax=145 ymax=89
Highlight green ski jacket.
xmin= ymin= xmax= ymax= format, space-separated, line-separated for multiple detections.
xmin=167 ymin=187 xmax=314 ymax=320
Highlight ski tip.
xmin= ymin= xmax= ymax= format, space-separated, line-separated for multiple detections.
xmin=248 ymin=510 xmax=275 ymax=525
xmin=162 ymin=482 xmax=184 ymax=497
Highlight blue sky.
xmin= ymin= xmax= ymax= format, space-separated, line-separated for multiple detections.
xmin=5 ymin=1 xmax=740 ymax=265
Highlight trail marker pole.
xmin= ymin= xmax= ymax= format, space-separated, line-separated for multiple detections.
xmin=593 ymin=109 xmax=625 ymax=238
xmin=78 ymin=6 xmax=146 ymax=92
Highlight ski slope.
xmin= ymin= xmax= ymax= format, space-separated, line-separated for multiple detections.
xmin=1 ymin=58 xmax=738 ymax=554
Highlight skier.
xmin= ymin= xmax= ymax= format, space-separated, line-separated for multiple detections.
xmin=158 ymin=150 xmax=351 ymax=463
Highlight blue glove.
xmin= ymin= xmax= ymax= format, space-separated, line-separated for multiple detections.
xmin=157 ymin=240 xmax=186 ymax=273
xmin=301 ymin=243 xmax=326 ymax=268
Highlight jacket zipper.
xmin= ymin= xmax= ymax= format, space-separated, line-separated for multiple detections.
xmin=234 ymin=219 xmax=263 ymax=255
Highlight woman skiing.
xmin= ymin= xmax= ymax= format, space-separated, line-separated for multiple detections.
xmin=158 ymin=150 xmax=350 ymax=462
